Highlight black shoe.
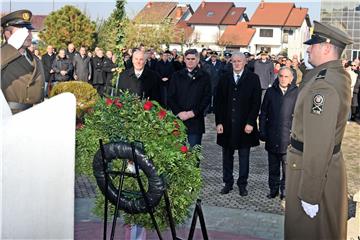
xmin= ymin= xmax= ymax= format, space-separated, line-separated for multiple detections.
xmin=220 ymin=185 xmax=233 ymax=194
xmin=266 ymin=191 xmax=279 ymax=199
xmin=239 ymin=187 xmax=248 ymax=196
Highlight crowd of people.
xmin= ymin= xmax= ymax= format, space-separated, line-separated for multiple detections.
xmin=1 ymin=9 xmax=359 ymax=239
xmin=30 ymin=41 xmax=360 ymax=123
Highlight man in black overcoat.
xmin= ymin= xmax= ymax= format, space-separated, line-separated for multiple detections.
xmin=168 ymin=49 xmax=211 ymax=147
xmin=215 ymin=52 xmax=262 ymax=196
xmin=116 ymin=49 xmax=161 ymax=104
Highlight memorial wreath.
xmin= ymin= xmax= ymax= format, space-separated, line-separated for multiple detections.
xmin=75 ymin=90 xmax=202 ymax=230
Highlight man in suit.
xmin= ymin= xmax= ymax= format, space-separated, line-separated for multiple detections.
xmin=207 ymin=51 xmax=223 ymax=113
xmin=215 ymin=52 xmax=262 ymax=196
xmin=117 ymin=49 xmax=161 ymax=104
xmin=41 ymin=45 xmax=56 ymax=97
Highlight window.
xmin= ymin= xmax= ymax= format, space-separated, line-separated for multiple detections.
xmin=260 ymin=29 xmax=273 ymax=37
xmin=207 ymin=11 xmax=214 ymax=17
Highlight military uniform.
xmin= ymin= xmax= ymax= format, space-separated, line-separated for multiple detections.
xmin=284 ymin=21 xmax=353 ymax=239
xmin=0 ymin=10 xmax=44 ymax=113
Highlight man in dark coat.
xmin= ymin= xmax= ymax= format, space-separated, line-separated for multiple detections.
xmin=90 ymin=49 xmax=107 ymax=96
xmin=215 ymin=52 xmax=261 ymax=196
xmin=254 ymin=51 xmax=274 ymax=101
xmin=168 ymin=49 xmax=211 ymax=147
xmin=41 ymin=45 xmax=56 ymax=97
xmin=117 ymin=49 xmax=161 ymax=103
xmin=155 ymin=50 xmax=175 ymax=108
xmin=52 ymin=49 xmax=73 ymax=82
xmin=207 ymin=51 xmax=223 ymax=112
xmin=73 ymin=46 xmax=91 ymax=82
xmin=103 ymin=50 xmax=117 ymax=96
xmin=259 ymin=67 xmax=299 ymax=199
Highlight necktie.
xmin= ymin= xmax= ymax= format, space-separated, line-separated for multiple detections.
xmin=235 ymin=74 xmax=240 ymax=84
xmin=136 ymin=73 xmax=141 ymax=78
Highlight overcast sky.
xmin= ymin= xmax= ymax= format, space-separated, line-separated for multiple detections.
xmin=0 ymin=0 xmax=321 ymax=22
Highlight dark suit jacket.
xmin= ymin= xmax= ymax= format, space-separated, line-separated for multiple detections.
xmin=41 ymin=53 xmax=56 ymax=82
xmin=215 ymin=69 xmax=262 ymax=148
xmin=117 ymin=67 xmax=161 ymax=104
xmin=168 ymin=67 xmax=211 ymax=134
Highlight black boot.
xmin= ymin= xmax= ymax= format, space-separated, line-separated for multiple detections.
xmin=266 ymin=190 xmax=279 ymax=199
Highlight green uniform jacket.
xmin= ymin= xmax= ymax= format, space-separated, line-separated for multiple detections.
xmin=285 ymin=60 xmax=351 ymax=239
xmin=1 ymin=43 xmax=44 ymax=113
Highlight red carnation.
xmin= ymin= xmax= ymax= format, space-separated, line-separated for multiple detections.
xmin=180 ymin=145 xmax=188 ymax=153
xmin=143 ymin=101 xmax=153 ymax=111
xmin=105 ymin=98 xmax=113 ymax=106
xmin=114 ymin=98 xmax=123 ymax=109
xmin=158 ymin=109 xmax=167 ymax=119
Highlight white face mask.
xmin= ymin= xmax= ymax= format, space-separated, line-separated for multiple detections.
xmin=304 ymin=52 xmax=314 ymax=70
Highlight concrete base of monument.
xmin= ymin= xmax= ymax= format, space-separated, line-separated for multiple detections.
xmin=1 ymin=92 xmax=76 ymax=239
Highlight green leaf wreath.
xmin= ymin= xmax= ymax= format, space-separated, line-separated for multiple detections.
xmin=76 ymin=91 xmax=202 ymax=230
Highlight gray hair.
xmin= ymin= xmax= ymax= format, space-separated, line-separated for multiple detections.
xmin=133 ymin=49 xmax=147 ymax=59
xmin=278 ymin=66 xmax=294 ymax=78
xmin=231 ymin=52 xmax=246 ymax=60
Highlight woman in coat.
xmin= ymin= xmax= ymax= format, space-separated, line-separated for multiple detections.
xmin=259 ymin=67 xmax=299 ymax=199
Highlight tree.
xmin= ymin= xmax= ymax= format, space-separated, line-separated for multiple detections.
xmin=123 ymin=18 xmax=174 ymax=52
xmin=39 ymin=5 xmax=96 ymax=51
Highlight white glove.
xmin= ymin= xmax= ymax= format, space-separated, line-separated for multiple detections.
xmin=301 ymin=200 xmax=319 ymax=218
xmin=7 ymin=27 xmax=29 ymax=50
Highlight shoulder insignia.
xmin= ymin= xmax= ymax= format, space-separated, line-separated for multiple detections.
xmin=311 ymin=93 xmax=324 ymax=115
xmin=315 ymin=69 xmax=327 ymax=81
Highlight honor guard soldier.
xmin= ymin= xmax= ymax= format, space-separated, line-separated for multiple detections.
xmin=1 ymin=10 xmax=44 ymax=113
xmin=284 ymin=21 xmax=353 ymax=239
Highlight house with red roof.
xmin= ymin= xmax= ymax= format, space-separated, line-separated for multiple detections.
xmin=186 ymin=1 xmax=248 ymax=51
xmin=134 ymin=1 xmax=194 ymax=50
xmin=247 ymin=1 xmax=311 ymax=57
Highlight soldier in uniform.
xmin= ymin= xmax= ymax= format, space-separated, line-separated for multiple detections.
xmin=1 ymin=10 xmax=44 ymax=113
xmin=284 ymin=21 xmax=353 ymax=239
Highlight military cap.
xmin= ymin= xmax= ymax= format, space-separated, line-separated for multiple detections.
xmin=257 ymin=50 xmax=268 ymax=56
xmin=304 ymin=21 xmax=353 ymax=48
xmin=210 ymin=51 xmax=218 ymax=56
xmin=224 ymin=52 xmax=232 ymax=58
xmin=1 ymin=10 xmax=34 ymax=30
xmin=243 ymin=52 xmax=251 ymax=58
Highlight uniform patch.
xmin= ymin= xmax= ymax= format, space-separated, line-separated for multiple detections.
xmin=311 ymin=94 xmax=324 ymax=115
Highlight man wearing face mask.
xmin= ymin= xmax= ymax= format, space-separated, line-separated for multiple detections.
xmin=1 ymin=10 xmax=45 ymax=114
xmin=285 ymin=21 xmax=353 ymax=239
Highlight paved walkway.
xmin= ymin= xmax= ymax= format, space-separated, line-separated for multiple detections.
xmin=75 ymin=114 xmax=359 ymax=239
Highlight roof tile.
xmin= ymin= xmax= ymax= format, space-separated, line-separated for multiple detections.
xmin=221 ymin=7 xmax=245 ymax=25
xmin=249 ymin=2 xmax=295 ymax=27
xmin=187 ymin=2 xmax=234 ymax=25
xmin=219 ymin=22 xmax=255 ymax=46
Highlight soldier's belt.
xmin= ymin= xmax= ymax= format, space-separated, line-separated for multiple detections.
xmin=8 ymin=102 xmax=33 ymax=111
xmin=291 ymin=137 xmax=341 ymax=155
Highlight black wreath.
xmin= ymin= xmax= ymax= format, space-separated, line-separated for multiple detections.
xmin=93 ymin=141 xmax=165 ymax=214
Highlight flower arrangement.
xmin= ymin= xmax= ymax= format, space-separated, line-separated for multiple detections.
xmin=76 ymin=91 xmax=202 ymax=229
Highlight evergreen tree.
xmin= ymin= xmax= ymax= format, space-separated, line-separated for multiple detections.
xmin=39 ymin=5 xmax=96 ymax=51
